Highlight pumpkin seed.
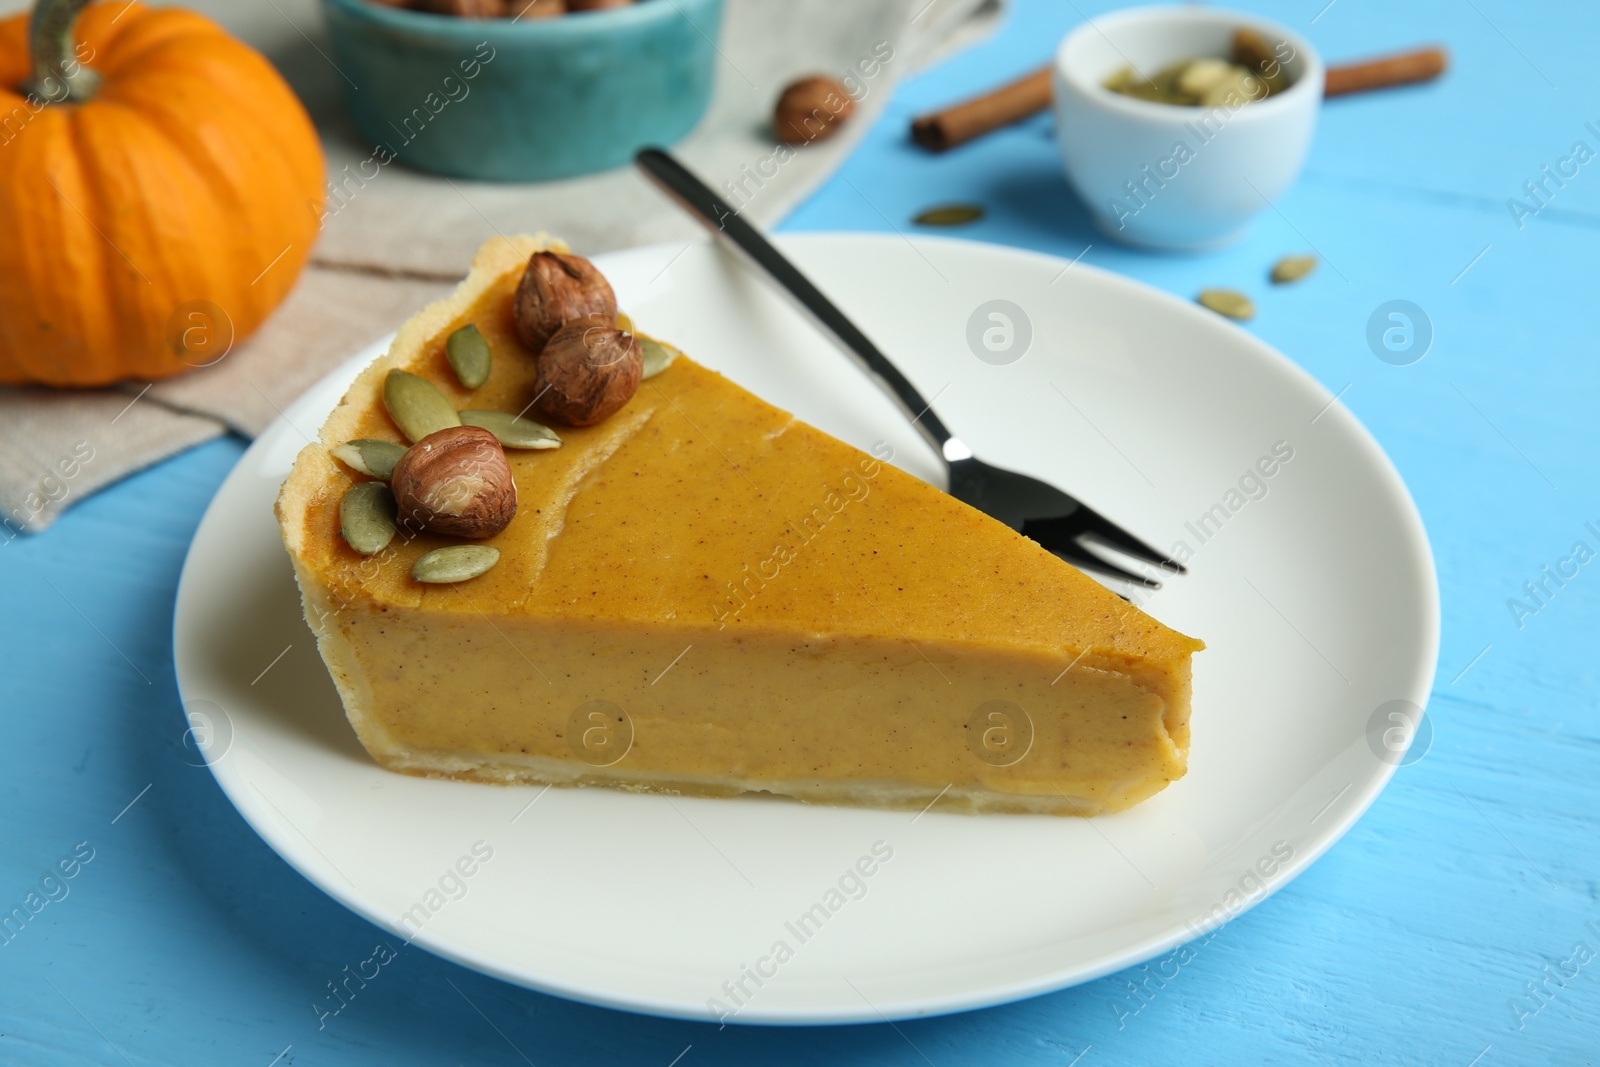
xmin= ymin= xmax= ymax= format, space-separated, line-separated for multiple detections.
xmin=1199 ymin=68 xmax=1263 ymax=108
xmin=1106 ymin=62 xmax=1199 ymax=105
xmin=1271 ymin=254 xmax=1318 ymax=285
xmin=1176 ymin=58 xmax=1234 ymax=97
xmin=384 ymin=370 xmax=460 ymax=443
xmin=1196 ymin=288 xmax=1255 ymax=321
xmin=459 ymin=409 xmax=562 ymax=449
xmin=330 ymin=438 xmax=407 ymax=481
xmin=913 ymin=203 xmax=985 ymax=227
xmin=339 ymin=481 xmax=397 ymax=555
xmin=639 ymin=337 xmax=681 ymax=380
xmin=446 ymin=324 xmax=492 ymax=390
xmin=412 ymin=544 xmax=500 ymax=583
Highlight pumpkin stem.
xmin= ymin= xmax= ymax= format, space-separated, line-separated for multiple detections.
xmin=22 ymin=0 xmax=101 ymax=104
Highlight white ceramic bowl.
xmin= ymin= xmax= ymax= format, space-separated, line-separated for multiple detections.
xmin=1052 ymin=6 xmax=1323 ymax=250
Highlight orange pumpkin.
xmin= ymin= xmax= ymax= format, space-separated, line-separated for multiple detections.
xmin=0 ymin=0 xmax=324 ymax=386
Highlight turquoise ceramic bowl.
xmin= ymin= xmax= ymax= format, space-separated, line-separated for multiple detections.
xmin=320 ymin=0 xmax=724 ymax=182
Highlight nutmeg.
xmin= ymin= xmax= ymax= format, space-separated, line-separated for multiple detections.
xmin=390 ymin=426 xmax=517 ymax=539
xmin=513 ymin=251 xmax=618 ymax=353
xmin=534 ymin=315 xmax=642 ymax=426
xmin=774 ymin=75 xmax=856 ymax=145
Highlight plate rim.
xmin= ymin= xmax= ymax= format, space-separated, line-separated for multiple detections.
xmin=173 ymin=231 xmax=1440 ymax=1025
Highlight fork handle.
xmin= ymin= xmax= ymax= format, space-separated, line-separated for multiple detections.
xmin=635 ymin=148 xmax=960 ymax=464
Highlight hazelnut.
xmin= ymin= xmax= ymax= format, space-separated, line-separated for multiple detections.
xmin=412 ymin=0 xmax=506 ymax=16
xmin=774 ymin=75 xmax=855 ymax=145
xmin=390 ymin=426 xmax=517 ymax=539
xmin=534 ymin=314 xmax=642 ymax=426
xmin=513 ymin=251 xmax=618 ymax=353
xmin=505 ymin=0 xmax=564 ymax=16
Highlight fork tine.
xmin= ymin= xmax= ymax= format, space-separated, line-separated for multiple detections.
xmin=1043 ymin=539 xmax=1163 ymax=589
xmin=1071 ymin=504 xmax=1188 ymax=574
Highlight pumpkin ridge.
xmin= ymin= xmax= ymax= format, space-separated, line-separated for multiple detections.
xmin=98 ymin=53 xmax=321 ymax=327
xmin=90 ymin=27 xmax=325 ymax=208
xmin=75 ymin=1 xmax=155 ymax=58
xmin=89 ymin=97 xmax=266 ymax=377
xmin=120 ymin=96 xmax=288 ymax=330
xmin=11 ymin=111 xmax=107 ymax=385
xmin=1 ymin=114 xmax=80 ymax=384
xmin=98 ymin=39 xmax=324 ymax=187
xmin=82 ymin=6 xmax=224 ymax=80
xmin=62 ymin=105 xmax=152 ymax=380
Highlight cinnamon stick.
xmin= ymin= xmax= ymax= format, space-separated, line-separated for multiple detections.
xmin=910 ymin=45 xmax=1448 ymax=152
xmin=911 ymin=68 xmax=1052 ymax=152
xmin=1323 ymin=47 xmax=1447 ymax=97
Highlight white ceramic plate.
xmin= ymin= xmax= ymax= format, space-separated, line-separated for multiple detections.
xmin=174 ymin=234 xmax=1438 ymax=1025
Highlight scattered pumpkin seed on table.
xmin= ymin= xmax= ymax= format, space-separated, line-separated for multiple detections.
xmin=913 ymin=204 xmax=985 ymax=226
xmin=446 ymin=323 xmax=492 ymax=389
xmin=459 ymin=410 xmax=562 ymax=449
xmin=1196 ymin=288 xmax=1255 ymax=321
xmin=339 ymin=481 xmax=397 ymax=555
xmin=413 ymin=545 xmax=501 ymax=584
xmin=330 ymin=438 xmax=407 ymax=481
xmin=639 ymin=337 xmax=681 ymax=380
xmin=1271 ymin=254 xmax=1318 ymax=285
xmin=384 ymin=369 xmax=460 ymax=443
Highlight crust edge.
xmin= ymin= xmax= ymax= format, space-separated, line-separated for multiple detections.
xmin=275 ymin=234 xmax=563 ymax=774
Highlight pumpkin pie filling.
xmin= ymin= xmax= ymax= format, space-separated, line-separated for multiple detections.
xmin=276 ymin=235 xmax=1203 ymax=815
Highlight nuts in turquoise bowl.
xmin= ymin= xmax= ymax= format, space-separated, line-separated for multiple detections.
xmin=320 ymin=0 xmax=725 ymax=182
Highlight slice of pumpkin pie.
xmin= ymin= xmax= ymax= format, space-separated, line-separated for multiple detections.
xmin=275 ymin=235 xmax=1202 ymax=816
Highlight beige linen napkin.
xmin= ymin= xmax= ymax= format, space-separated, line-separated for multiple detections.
xmin=0 ymin=0 xmax=1001 ymax=535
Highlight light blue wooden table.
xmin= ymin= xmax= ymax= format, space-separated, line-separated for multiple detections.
xmin=4 ymin=1 xmax=1597 ymax=1063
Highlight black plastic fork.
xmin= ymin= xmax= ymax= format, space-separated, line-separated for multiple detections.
xmin=635 ymin=148 xmax=1185 ymax=589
